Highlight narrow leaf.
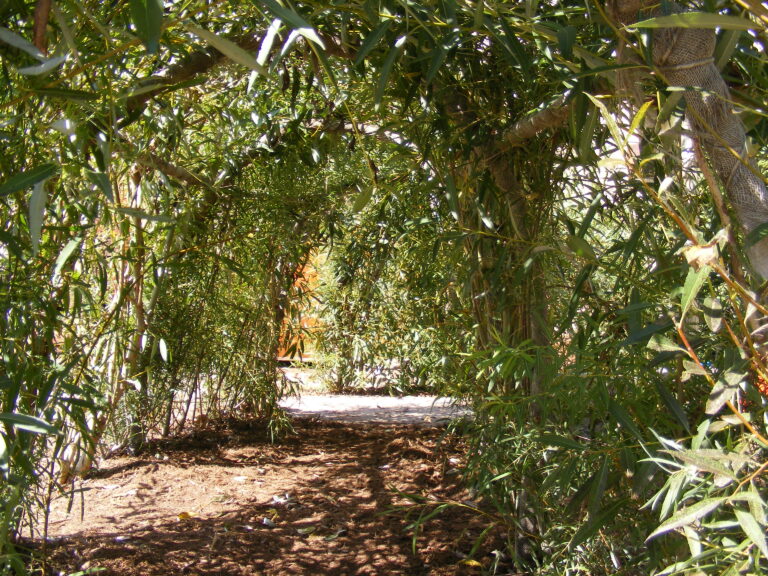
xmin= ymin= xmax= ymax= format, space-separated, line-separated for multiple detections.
xmin=749 ymin=483 xmax=767 ymax=526
xmin=666 ymin=449 xmax=737 ymax=483
xmin=53 ymin=237 xmax=82 ymax=281
xmin=646 ymin=497 xmax=726 ymax=541
xmin=588 ymin=455 xmax=610 ymax=518
xmin=608 ymin=399 xmax=643 ymax=441
xmin=351 ymin=186 xmax=373 ymax=213
xmin=629 ymin=13 xmax=758 ymax=31
xmin=0 ymin=26 xmax=45 ymax=60
xmin=253 ymin=0 xmax=325 ymax=48
xmin=116 ymin=207 xmax=174 ymax=223
xmin=0 ymin=412 xmax=60 ymax=435
xmin=679 ymin=266 xmax=709 ymax=326
xmin=0 ymin=163 xmax=58 ymax=197
xmin=585 ymin=94 xmax=623 ymax=153
xmin=647 ymin=334 xmax=685 ymax=354
xmin=702 ymin=296 xmax=723 ymax=332
xmin=29 ymin=181 xmax=47 ymax=256
xmin=655 ymin=381 xmax=690 ymax=434
xmin=565 ymin=235 xmax=597 ymax=262
xmin=354 ymin=20 xmax=392 ymax=66
xmin=129 ymin=0 xmax=163 ymax=53
xmin=258 ymin=18 xmax=282 ymax=66
xmin=425 ymin=44 xmax=448 ymax=83
xmin=374 ymin=36 xmax=407 ymax=110
xmin=627 ymin=100 xmax=653 ymax=143
xmin=735 ymin=508 xmax=768 ymax=557
xmin=569 ymin=500 xmax=626 ymax=549
xmin=557 ymin=25 xmax=576 ymax=60
xmin=18 ymin=54 xmax=67 ymax=75
xmin=534 ymin=433 xmax=585 ymax=451
xmin=186 ymin=24 xmax=267 ymax=76
xmin=444 ymin=174 xmax=460 ymax=222
xmin=705 ymin=368 xmax=744 ymax=415
xmin=86 ymin=171 xmax=113 ymax=202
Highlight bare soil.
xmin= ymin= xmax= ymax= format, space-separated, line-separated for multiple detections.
xmin=42 ymin=414 xmax=505 ymax=576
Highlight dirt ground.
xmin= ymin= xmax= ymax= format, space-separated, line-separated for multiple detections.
xmin=42 ymin=413 xmax=508 ymax=576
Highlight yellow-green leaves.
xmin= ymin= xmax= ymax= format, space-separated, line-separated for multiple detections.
xmin=629 ymin=12 xmax=759 ymax=32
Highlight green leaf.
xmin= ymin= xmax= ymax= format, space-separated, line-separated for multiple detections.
xmin=374 ymin=36 xmax=407 ymax=110
xmin=253 ymin=0 xmax=325 ymax=48
xmin=627 ymin=100 xmax=654 ymax=143
xmin=749 ymin=482 xmax=766 ymax=526
xmin=569 ymin=500 xmax=626 ymax=549
xmin=660 ymin=470 xmax=687 ymax=521
xmin=29 ymin=181 xmax=48 ymax=256
xmin=425 ymin=44 xmax=448 ymax=84
xmin=702 ymin=296 xmax=722 ymax=333
xmin=0 ymin=412 xmax=60 ymax=435
xmin=665 ymin=449 xmax=737 ymax=484
xmin=557 ymin=25 xmax=576 ymax=60
xmin=705 ymin=368 xmax=744 ymax=415
xmin=565 ymin=235 xmax=597 ymax=262
xmin=354 ymin=20 xmax=392 ymax=66
xmin=186 ymin=24 xmax=267 ymax=76
xmin=0 ymin=26 xmax=45 ymax=60
xmin=53 ymin=237 xmax=82 ymax=281
xmin=87 ymin=171 xmax=113 ymax=202
xmin=655 ymin=381 xmax=690 ymax=434
xmin=0 ymin=163 xmax=59 ymax=198
xmin=444 ymin=173 xmax=460 ymax=222
xmin=129 ymin=0 xmax=163 ymax=53
xmin=679 ymin=266 xmax=709 ymax=327
xmin=647 ymin=334 xmax=685 ymax=354
xmin=646 ymin=497 xmax=726 ymax=541
xmin=116 ymin=207 xmax=175 ymax=223
xmin=258 ymin=19 xmax=282 ymax=67
xmin=608 ymin=399 xmax=643 ymax=441
xmin=588 ymin=455 xmax=610 ymax=518
xmin=585 ymin=93 xmax=623 ymax=153
xmin=735 ymin=508 xmax=768 ymax=557
xmin=629 ymin=13 xmax=758 ymax=31
xmin=18 ymin=55 xmax=67 ymax=76
xmin=623 ymin=320 xmax=674 ymax=346
xmin=351 ymin=186 xmax=373 ymax=213
xmin=533 ymin=433 xmax=585 ymax=451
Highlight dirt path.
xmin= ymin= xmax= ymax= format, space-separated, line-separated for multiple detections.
xmin=45 ymin=415 xmax=499 ymax=576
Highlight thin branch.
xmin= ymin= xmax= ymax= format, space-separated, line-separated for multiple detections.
xmin=133 ymin=151 xmax=214 ymax=188
xmin=126 ymin=33 xmax=263 ymax=115
xmin=33 ymin=0 xmax=51 ymax=54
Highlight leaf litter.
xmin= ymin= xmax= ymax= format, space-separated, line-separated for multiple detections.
xmin=44 ymin=417 xmax=503 ymax=575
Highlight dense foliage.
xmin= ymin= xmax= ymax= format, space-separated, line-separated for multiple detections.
xmin=1 ymin=0 xmax=767 ymax=574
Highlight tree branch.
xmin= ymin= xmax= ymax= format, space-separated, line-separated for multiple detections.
xmin=126 ymin=34 xmax=262 ymax=115
xmin=503 ymin=96 xmax=571 ymax=148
